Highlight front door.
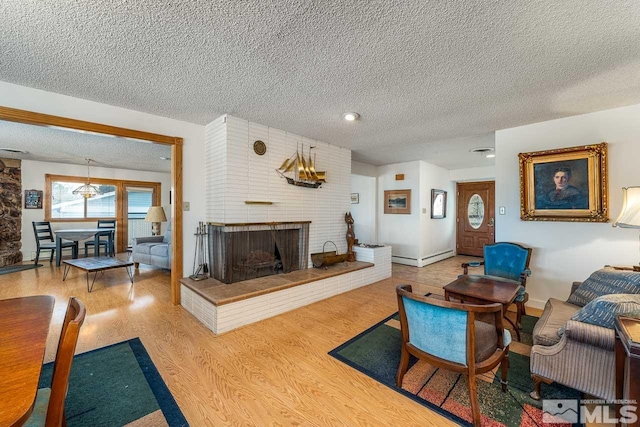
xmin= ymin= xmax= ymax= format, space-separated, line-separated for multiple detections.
xmin=456 ymin=181 xmax=495 ymax=256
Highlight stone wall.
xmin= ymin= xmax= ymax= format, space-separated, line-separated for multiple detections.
xmin=0 ymin=158 xmax=23 ymax=266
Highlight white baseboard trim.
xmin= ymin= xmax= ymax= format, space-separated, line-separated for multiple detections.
xmin=417 ymin=250 xmax=454 ymax=267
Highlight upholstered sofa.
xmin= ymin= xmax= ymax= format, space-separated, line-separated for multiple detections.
xmin=131 ymin=222 xmax=171 ymax=270
xmin=530 ymin=268 xmax=640 ymax=401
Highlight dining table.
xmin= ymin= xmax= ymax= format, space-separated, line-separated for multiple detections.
xmin=54 ymin=228 xmax=114 ymax=267
xmin=0 ymin=295 xmax=55 ymax=427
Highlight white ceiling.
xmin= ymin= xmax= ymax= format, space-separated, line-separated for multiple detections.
xmin=0 ymin=120 xmax=172 ymax=173
xmin=1 ymin=1 xmax=640 ymax=170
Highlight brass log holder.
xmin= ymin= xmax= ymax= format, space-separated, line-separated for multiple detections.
xmin=311 ymin=241 xmax=349 ymax=270
xmin=190 ymin=221 xmax=209 ymax=281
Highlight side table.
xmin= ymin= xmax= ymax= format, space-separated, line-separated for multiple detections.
xmin=615 ymin=315 xmax=640 ymax=427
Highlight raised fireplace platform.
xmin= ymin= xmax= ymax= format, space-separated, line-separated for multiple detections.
xmin=180 ymin=245 xmax=392 ymax=334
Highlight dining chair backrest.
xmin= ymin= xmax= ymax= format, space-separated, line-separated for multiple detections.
xmin=46 ymin=297 xmax=86 ymax=426
xmin=97 ymin=219 xmax=116 ymax=229
xmin=32 ymin=221 xmax=55 ymax=247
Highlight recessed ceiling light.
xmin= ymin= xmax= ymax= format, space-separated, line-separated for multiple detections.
xmin=469 ymin=147 xmax=495 ymax=154
xmin=160 ymin=157 xmax=171 ymax=161
xmin=343 ymin=112 xmax=360 ymax=121
xmin=0 ymin=148 xmax=28 ymax=154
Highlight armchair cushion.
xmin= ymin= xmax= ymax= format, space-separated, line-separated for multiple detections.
xmin=532 ymin=298 xmax=580 ymax=346
xmin=565 ymin=293 xmax=640 ymax=331
xmin=567 ymin=268 xmax=640 ymax=307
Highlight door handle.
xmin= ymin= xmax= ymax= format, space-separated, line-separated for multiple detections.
xmin=488 ymin=218 xmax=495 ymax=227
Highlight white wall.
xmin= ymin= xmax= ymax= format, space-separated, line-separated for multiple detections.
xmin=20 ymin=160 xmax=170 ymax=259
xmin=351 ymin=160 xmax=378 ymax=177
xmin=350 ymin=174 xmax=377 ymax=244
xmin=495 ymin=102 xmax=640 ymax=309
xmin=0 ymin=81 xmax=205 ymax=276
xmin=205 ymin=115 xmax=352 ymax=257
xmin=419 ymin=161 xmax=456 ymax=266
xmin=377 ymin=162 xmax=421 ymax=265
xmin=450 ymin=165 xmax=495 ymax=182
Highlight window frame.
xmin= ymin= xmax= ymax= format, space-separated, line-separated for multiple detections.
xmin=45 ymin=174 xmax=161 ymax=253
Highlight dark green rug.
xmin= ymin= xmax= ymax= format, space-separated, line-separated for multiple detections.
xmin=0 ymin=263 xmax=42 ymax=275
xmin=39 ymin=338 xmax=188 ymax=426
xmin=329 ymin=313 xmax=582 ymax=427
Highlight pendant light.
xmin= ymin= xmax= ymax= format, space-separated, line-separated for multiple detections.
xmin=72 ymin=159 xmax=102 ymax=199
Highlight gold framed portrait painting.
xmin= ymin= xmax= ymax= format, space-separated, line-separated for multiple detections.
xmin=384 ymin=189 xmax=411 ymax=214
xmin=519 ymin=142 xmax=608 ymax=222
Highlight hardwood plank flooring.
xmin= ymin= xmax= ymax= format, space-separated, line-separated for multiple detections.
xmin=0 ymin=255 xmax=538 ymax=426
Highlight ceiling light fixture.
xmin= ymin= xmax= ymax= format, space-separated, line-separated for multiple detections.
xmin=160 ymin=157 xmax=171 ymax=161
xmin=343 ymin=112 xmax=360 ymax=121
xmin=485 ymin=154 xmax=496 ymax=158
xmin=72 ymin=159 xmax=102 ymax=199
xmin=0 ymin=148 xmax=28 ymax=154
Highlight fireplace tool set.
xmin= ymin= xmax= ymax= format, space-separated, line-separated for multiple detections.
xmin=190 ymin=221 xmax=209 ymax=281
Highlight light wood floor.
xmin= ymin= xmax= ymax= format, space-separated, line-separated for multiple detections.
xmin=0 ymin=256 xmax=538 ymax=426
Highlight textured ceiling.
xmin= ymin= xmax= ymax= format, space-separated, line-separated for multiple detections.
xmin=0 ymin=120 xmax=171 ymax=173
xmin=1 ymin=1 xmax=640 ymax=170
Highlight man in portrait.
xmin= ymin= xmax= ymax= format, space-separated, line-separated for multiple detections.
xmin=535 ymin=166 xmax=588 ymax=209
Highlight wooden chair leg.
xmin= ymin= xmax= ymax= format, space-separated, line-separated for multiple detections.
xmin=468 ymin=373 xmax=482 ymax=427
xmin=34 ymin=249 xmax=40 ymax=265
xmin=134 ymin=262 xmax=140 ymax=268
xmin=49 ymin=249 xmax=54 ymax=263
xmin=516 ymin=302 xmax=524 ymax=330
xmin=396 ymin=346 xmax=410 ymax=387
xmin=500 ymin=351 xmax=509 ymax=392
xmin=530 ymin=374 xmax=552 ymax=400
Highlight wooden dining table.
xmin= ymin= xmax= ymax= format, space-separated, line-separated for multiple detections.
xmin=0 ymin=295 xmax=55 ymax=427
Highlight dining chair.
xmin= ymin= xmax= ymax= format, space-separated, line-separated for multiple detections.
xmin=24 ymin=297 xmax=86 ymax=427
xmin=461 ymin=242 xmax=532 ymax=329
xmin=396 ymin=284 xmax=510 ymax=427
xmin=84 ymin=219 xmax=116 ymax=257
xmin=32 ymin=221 xmax=78 ymax=265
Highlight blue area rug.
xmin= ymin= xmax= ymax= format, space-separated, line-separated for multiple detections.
xmin=0 ymin=263 xmax=42 ymax=275
xmin=39 ymin=338 xmax=188 ymax=426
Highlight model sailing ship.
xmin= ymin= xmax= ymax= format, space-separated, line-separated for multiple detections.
xmin=276 ymin=144 xmax=326 ymax=188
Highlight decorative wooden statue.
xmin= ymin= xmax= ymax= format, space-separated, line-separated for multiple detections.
xmin=345 ymin=212 xmax=356 ymax=262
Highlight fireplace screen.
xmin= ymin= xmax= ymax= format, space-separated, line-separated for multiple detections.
xmin=208 ymin=222 xmax=310 ymax=284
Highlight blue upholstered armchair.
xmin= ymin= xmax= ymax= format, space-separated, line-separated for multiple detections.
xmin=396 ymin=284 xmax=511 ymax=427
xmin=461 ymin=242 xmax=532 ymax=329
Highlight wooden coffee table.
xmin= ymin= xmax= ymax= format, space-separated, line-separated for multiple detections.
xmin=63 ymin=256 xmax=134 ymax=292
xmin=444 ymin=275 xmax=521 ymax=341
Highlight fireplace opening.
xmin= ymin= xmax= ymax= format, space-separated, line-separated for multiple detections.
xmin=208 ymin=222 xmax=310 ymax=284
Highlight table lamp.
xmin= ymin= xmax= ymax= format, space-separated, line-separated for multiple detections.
xmin=145 ymin=206 xmax=167 ymax=236
xmin=612 ymin=186 xmax=640 ymax=270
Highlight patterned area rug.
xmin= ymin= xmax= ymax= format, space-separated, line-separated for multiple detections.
xmin=39 ymin=338 xmax=188 ymax=426
xmin=329 ymin=313 xmax=581 ymax=426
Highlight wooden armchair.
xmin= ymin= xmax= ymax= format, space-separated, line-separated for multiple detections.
xmin=461 ymin=242 xmax=532 ymax=329
xmin=396 ymin=284 xmax=511 ymax=427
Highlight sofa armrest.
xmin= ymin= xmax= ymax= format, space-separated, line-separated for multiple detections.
xmin=134 ymin=236 xmax=164 ymax=245
xmin=563 ymin=320 xmax=615 ymax=351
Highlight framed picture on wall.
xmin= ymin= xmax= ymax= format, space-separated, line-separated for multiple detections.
xmin=384 ymin=189 xmax=411 ymax=214
xmin=431 ymin=189 xmax=447 ymax=219
xmin=24 ymin=189 xmax=43 ymax=209
xmin=518 ymin=142 xmax=608 ymax=222
xmin=350 ymin=193 xmax=359 ymax=204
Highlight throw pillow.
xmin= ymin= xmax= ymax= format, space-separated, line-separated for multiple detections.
xmin=567 ymin=268 xmax=640 ymax=307
xmin=560 ymin=294 xmax=640 ymax=334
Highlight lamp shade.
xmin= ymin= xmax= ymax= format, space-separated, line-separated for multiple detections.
xmin=613 ymin=187 xmax=640 ymax=229
xmin=145 ymin=206 xmax=167 ymax=223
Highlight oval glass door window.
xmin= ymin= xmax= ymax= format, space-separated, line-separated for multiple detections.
xmin=468 ymin=194 xmax=485 ymax=229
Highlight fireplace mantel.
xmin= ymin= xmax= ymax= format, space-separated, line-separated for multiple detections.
xmin=207 ymin=221 xmax=311 ymax=227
